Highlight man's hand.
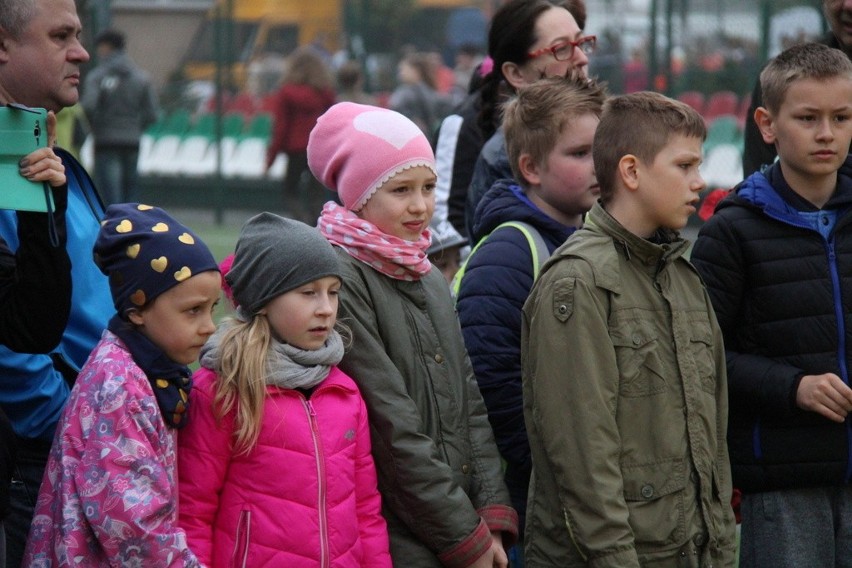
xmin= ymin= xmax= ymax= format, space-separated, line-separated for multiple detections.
xmin=18 ymin=111 xmax=65 ymax=188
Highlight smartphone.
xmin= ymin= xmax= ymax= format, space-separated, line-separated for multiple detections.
xmin=0 ymin=104 xmax=54 ymax=212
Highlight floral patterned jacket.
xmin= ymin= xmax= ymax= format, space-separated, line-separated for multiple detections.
xmin=23 ymin=330 xmax=201 ymax=567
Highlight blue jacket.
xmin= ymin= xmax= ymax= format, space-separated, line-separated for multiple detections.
xmin=692 ymin=158 xmax=852 ymax=492
xmin=456 ymin=179 xmax=576 ymax=524
xmin=0 ymin=149 xmax=111 ymax=441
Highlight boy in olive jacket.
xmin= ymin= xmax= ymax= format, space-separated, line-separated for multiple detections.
xmin=521 ymin=92 xmax=737 ymax=567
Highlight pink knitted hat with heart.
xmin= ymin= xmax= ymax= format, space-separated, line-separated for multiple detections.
xmin=307 ymin=102 xmax=437 ymax=211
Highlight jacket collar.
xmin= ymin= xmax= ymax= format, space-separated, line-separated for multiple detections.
xmin=474 ymin=179 xmax=577 ymax=243
xmin=585 ymin=202 xmax=690 ymax=286
xmin=730 ymin=157 xmax=852 ymax=227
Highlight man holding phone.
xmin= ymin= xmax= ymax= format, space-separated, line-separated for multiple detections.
xmin=0 ymin=0 xmax=113 ymax=565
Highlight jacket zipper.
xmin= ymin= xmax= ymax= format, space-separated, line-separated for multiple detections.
xmin=304 ymin=398 xmax=329 ymax=568
xmin=231 ymin=509 xmax=251 ymax=568
xmin=826 ymin=240 xmax=852 ymax=482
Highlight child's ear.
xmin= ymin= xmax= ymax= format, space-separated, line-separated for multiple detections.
xmin=518 ymin=153 xmax=541 ymax=186
xmin=754 ymin=107 xmax=776 ymax=145
xmin=618 ymin=155 xmax=640 ymax=191
xmin=126 ymin=308 xmax=144 ymax=326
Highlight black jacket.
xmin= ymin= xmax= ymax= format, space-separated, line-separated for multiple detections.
xmin=692 ymin=159 xmax=852 ymax=492
xmin=0 ymin=184 xmax=70 ymax=352
xmin=0 ymin=173 xmax=70 ymax=519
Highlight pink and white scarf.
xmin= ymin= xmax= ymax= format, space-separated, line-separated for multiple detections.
xmin=318 ymin=202 xmax=432 ymax=281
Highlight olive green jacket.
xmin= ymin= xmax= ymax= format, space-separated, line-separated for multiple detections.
xmin=521 ymin=204 xmax=736 ymax=567
xmin=335 ymin=249 xmax=517 ymax=567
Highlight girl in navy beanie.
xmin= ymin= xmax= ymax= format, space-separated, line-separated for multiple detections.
xmin=24 ymin=203 xmax=219 ymax=566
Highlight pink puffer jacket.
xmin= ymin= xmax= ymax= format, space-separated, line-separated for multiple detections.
xmin=178 ymin=367 xmax=391 ymax=567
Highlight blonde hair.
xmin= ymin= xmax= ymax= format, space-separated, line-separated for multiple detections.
xmin=593 ymin=91 xmax=705 ymax=204
xmin=212 ymin=316 xmax=273 ymax=455
xmin=212 ymin=313 xmax=352 ymax=455
xmin=503 ymin=73 xmax=606 ymax=188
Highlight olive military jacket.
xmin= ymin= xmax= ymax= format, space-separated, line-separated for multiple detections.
xmin=521 ymin=203 xmax=736 ymax=567
xmin=335 ymin=249 xmax=517 ymax=567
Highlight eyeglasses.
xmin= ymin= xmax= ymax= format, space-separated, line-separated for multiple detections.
xmin=527 ymin=35 xmax=597 ymax=61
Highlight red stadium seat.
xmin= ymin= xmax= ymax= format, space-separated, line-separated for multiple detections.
xmin=677 ymin=91 xmax=706 ymax=116
xmin=704 ymin=90 xmax=739 ymax=122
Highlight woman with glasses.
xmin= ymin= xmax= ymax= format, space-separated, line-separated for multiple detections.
xmin=464 ymin=0 xmax=595 ymax=238
xmin=433 ymin=0 xmax=593 ymax=242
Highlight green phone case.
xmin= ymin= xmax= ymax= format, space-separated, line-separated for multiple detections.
xmin=0 ymin=105 xmax=54 ymax=212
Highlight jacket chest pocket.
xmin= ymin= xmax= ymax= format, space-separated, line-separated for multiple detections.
xmin=612 ymin=321 xmax=667 ymax=397
xmin=687 ymin=322 xmax=717 ymax=394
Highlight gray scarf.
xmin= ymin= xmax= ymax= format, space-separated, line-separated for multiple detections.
xmin=200 ymin=318 xmax=345 ymax=391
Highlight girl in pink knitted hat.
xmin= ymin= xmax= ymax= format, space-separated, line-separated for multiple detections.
xmin=307 ymin=102 xmax=518 ymax=568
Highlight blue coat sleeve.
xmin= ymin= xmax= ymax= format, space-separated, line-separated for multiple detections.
xmin=456 ymin=226 xmax=535 ymax=467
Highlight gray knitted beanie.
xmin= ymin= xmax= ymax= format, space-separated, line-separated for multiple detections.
xmin=226 ymin=213 xmax=342 ymax=314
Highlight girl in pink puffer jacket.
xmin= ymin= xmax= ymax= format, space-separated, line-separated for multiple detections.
xmin=178 ymin=213 xmax=390 ymax=567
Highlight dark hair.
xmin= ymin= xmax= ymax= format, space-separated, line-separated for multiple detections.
xmin=336 ymin=60 xmax=364 ymax=92
xmin=457 ymin=43 xmax=482 ymax=58
xmin=477 ymin=0 xmax=586 ymax=139
xmin=95 ymin=29 xmax=125 ymax=51
xmin=561 ymin=0 xmax=587 ymax=29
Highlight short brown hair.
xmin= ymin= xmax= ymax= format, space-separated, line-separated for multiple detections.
xmin=503 ymin=73 xmax=606 ymax=188
xmin=283 ymin=47 xmax=334 ymax=91
xmin=760 ymin=42 xmax=852 ymax=115
xmin=593 ymin=91 xmax=705 ymax=204
xmin=0 ymin=0 xmax=36 ymax=39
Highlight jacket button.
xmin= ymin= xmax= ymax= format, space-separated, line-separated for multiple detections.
xmin=462 ymin=464 xmax=470 ymax=474
xmin=640 ymin=484 xmax=654 ymax=499
xmin=434 ymin=354 xmax=444 ymax=363
xmin=632 ymin=334 xmax=642 ymax=345
xmin=558 ymin=304 xmax=568 ymax=314
xmin=693 ymin=533 xmax=706 ymax=546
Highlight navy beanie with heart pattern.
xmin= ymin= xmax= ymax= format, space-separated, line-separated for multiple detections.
xmin=93 ymin=203 xmax=219 ymax=317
